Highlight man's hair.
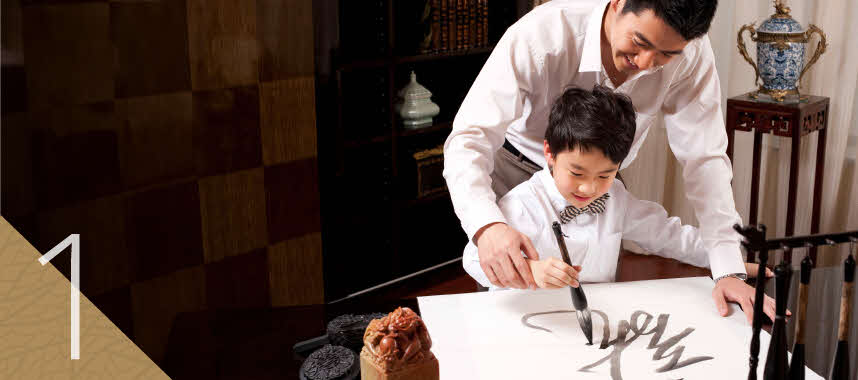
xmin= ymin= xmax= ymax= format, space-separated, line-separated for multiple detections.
xmin=545 ymin=85 xmax=636 ymax=165
xmin=621 ymin=0 xmax=718 ymax=41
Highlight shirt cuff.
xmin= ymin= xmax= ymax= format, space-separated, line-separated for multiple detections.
xmin=462 ymin=200 xmax=508 ymax=243
xmin=707 ymin=242 xmax=747 ymax=280
xmin=463 ymin=253 xmax=493 ymax=288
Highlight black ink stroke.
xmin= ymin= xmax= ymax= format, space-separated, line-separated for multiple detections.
xmin=521 ymin=310 xmax=575 ymax=333
xmin=521 ymin=309 xmax=713 ymax=380
xmin=644 ymin=314 xmax=714 ymax=373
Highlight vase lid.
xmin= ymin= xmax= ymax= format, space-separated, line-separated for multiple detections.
xmin=398 ymin=71 xmax=433 ymax=101
xmin=758 ymin=2 xmax=804 ymax=33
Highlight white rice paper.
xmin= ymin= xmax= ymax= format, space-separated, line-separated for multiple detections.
xmin=417 ymin=276 xmax=822 ymax=380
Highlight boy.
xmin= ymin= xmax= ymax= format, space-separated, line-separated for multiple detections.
xmin=463 ymin=86 xmax=770 ymax=311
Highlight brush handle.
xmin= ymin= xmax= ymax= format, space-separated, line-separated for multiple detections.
xmin=551 ymin=222 xmax=571 ymax=264
xmin=764 ymin=262 xmax=791 ymax=380
xmin=794 ymin=283 xmax=808 ymax=345
xmin=830 ymin=255 xmax=855 ymax=380
xmin=837 ymin=280 xmax=853 ymax=342
xmin=748 ymin=249 xmax=769 ymax=380
xmin=552 ymin=222 xmax=588 ymax=310
xmin=839 ymin=255 xmax=855 ymax=341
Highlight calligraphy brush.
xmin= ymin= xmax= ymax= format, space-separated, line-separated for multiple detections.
xmin=551 ymin=221 xmax=593 ymax=345
xmin=763 ymin=246 xmax=791 ymax=380
xmin=735 ymin=223 xmax=768 ymax=380
xmin=787 ymin=243 xmax=814 ymax=380
xmin=829 ymin=237 xmax=856 ymax=380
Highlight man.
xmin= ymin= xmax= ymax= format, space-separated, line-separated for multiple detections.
xmin=444 ymin=0 xmax=776 ymax=323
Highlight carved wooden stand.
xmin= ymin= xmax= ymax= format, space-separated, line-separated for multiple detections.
xmin=726 ymin=93 xmax=830 ymax=264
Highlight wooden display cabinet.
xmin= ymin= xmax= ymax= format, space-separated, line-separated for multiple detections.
xmin=313 ymin=0 xmax=527 ymax=301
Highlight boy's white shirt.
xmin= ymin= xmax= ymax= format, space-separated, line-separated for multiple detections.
xmin=463 ymin=168 xmax=710 ymax=290
xmin=444 ymin=0 xmax=746 ymax=280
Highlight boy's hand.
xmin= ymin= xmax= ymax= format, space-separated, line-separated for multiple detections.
xmin=475 ymin=222 xmax=540 ymax=289
xmin=527 ymin=258 xmax=580 ymax=289
xmin=711 ymin=277 xmax=790 ymax=325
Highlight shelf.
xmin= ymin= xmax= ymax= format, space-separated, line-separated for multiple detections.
xmin=403 ymin=189 xmax=451 ymax=208
xmin=336 ymin=46 xmax=494 ymax=72
xmin=398 ymin=121 xmax=452 ymax=137
xmin=394 ymin=46 xmax=494 ymax=64
xmin=340 ymin=121 xmax=451 ymax=149
xmin=343 ymin=134 xmax=391 ymax=149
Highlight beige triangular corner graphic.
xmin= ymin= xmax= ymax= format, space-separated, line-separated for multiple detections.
xmin=0 ymin=217 xmax=170 ymax=379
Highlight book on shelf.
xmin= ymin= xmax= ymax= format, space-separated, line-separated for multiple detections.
xmin=440 ymin=0 xmax=448 ymax=52
xmin=448 ymin=0 xmax=456 ymax=51
xmin=478 ymin=0 xmax=489 ymax=46
xmin=431 ymin=0 xmax=441 ymax=52
xmin=468 ymin=0 xmax=477 ymax=49
xmin=429 ymin=0 xmax=492 ymax=53
xmin=456 ymin=0 xmax=464 ymax=50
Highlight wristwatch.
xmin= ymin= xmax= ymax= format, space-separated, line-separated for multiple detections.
xmin=714 ymin=273 xmax=748 ymax=284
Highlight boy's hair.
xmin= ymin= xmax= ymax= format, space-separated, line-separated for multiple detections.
xmin=621 ymin=0 xmax=717 ymax=41
xmin=545 ymin=85 xmax=636 ymax=165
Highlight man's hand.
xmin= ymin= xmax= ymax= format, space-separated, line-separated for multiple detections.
xmin=528 ymin=258 xmax=580 ymax=289
xmin=744 ymin=262 xmax=774 ymax=278
xmin=711 ymin=276 xmax=790 ymax=325
xmin=475 ymin=222 xmax=540 ymax=289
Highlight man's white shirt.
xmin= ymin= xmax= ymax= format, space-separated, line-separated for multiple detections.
xmin=463 ymin=169 xmax=710 ymax=290
xmin=444 ymin=0 xmax=746 ymax=279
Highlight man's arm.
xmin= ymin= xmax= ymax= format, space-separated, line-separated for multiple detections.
xmin=443 ymin=23 xmax=543 ymax=241
xmin=660 ymin=36 xmax=746 ymax=280
xmin=661 ymin=36 xmax=781 ymax=324
xmin=619 ymin=186 xmax=710 ymax=269
xmin=443 ymin=22 xmax=547 ymax=289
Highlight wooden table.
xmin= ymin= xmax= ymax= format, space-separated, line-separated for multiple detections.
xmin=725 ymin=93 xmax=830 ymax=263
xmin=161 ymin=257 xmax=852 ymax=379
xmin=161 ymin=252 xmax=710 ymax=380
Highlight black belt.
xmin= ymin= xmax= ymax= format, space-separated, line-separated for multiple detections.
xmin=503 ymin=140 xmax=540 ymax=167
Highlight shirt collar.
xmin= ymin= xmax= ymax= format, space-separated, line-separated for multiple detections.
xmin=537 ymin=168 xmax=572 ymax=212
xmin=579 ymin=0 xmax=610 ymax=73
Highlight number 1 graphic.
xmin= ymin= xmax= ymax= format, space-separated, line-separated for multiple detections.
xmin=37 ymin=234 xmax=80 ymax=360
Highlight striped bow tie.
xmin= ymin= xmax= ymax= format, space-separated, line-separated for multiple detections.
xmin=558 ymin=193 xmax=610 ymax=224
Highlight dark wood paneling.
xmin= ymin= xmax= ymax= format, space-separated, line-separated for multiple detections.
xmin=205 ymin=248 xmax=270 ymax=308
xmin=125 ymin=180 xmax=204 ymax=282
xmin=192 ymin=86 xmax=262 ymax=177
xmin=264 ymin=158 xmax=321 ymax=244
xmin=199 ymin=168 xmax=268 ymax=263
xmin=111 ymin=0 xmax=191 ymax=98
xmin=187 ymin=0 xmax=258 ymax=90
xmin=117 ymin=92 xmax=195 ymax=190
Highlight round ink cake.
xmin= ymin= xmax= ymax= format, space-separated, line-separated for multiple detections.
xmin=326 ymin=313 xmax=386 ymax=352
xmin=299 ymin=345 xmax=359 ymax=380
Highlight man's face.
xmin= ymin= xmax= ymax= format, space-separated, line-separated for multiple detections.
xmin=544 ymin=142 xmax=619 ymax=209
xmin=605 ymin=1 xmax=689 ymax=74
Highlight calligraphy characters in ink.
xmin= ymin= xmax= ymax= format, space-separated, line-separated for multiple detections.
xmin=522 ymin=309 xmax=713 ymax=380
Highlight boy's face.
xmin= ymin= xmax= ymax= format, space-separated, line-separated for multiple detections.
xmin=544 ymin=141 xmax=619 ymax=209
xmin=604 ymin=0 xmax=688 ymax=74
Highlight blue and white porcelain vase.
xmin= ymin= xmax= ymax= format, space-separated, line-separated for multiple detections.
xmin=737 ymin=1 xmax=827 ymax=102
